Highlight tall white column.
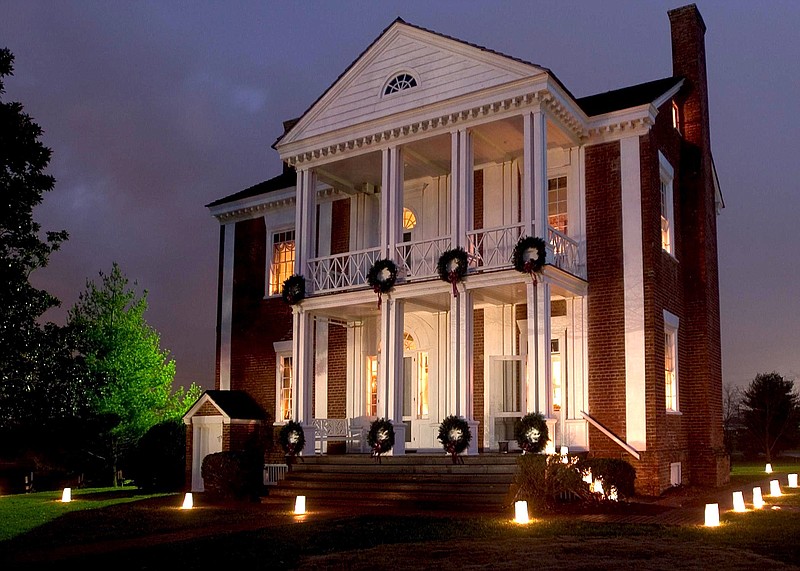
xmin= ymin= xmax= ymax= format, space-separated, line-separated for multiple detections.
xmin=294 ymin=168 xmax=316 ymax=278
xmin=380 ymin=146 xmax=403 ymax=260
xmin=218 ymin=222 xmax=235 ymax=391
xmin=378 ymin=296 xmax=405 ymax=454
xmin=522 ymin=110 xmax=547 ymax=239
xmin=291 ymin=307 xmax=316 ymax=453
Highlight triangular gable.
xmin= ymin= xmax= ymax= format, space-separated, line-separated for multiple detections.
xmin=278 ymin=19 xmax=548 ymax=147
xmin=183 ymin=390 xmax=267 ymax=423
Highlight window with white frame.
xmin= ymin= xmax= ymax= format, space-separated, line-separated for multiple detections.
xmin=268 ymin=229 xmax=295 ymax=296
xmin=548 ymin=176 xmax=568 ymax=234
xmin=672 ymin=100 xmax=681 ymax=135
xmin=383 ymin=73 xmax=417 ymax=96
xmin=274 ymin=341 xmax=293 ymax=422
xmin=664 ymin=311 xmax=680 ymax=412
xmin=659 ymin=152 xmax=675 ymax=255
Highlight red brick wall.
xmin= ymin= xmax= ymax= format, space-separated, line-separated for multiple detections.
xmin=474 ymin=169 xmax=483 ymax=230
xmin=584 ymin=141 xmax=628 ymax=458
xmin=473 ymin=308 xmax=484 ymax=450
xmin=330 ymin=198 xmax=350 ymax=255
xmin=328 ymin=324 xmax=348 ymax=418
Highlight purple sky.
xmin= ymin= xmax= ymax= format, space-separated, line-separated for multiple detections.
xmin=2 ymin=1 xmax=798 ymax=392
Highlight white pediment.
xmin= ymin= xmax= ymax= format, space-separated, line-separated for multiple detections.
xmin=278 ymin=20 xmax=546 ymax=148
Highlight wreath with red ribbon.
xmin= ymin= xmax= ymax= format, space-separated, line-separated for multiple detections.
xmin=367 ymin=417 xmax=395 ymax=463
xmin=367 ymin=259 xmax=398 ymax=309
xmin=279 ymin=420 xmax=306 ymax=467
xmin=513 ymin=412 xmax=549 ymax=454
xmin=438 ymin=415 xmax=472 ymax=464
xmin=281 ymin=274 xmax=306 ymax=305
xmin=511 ymin=236 xmax=547 ymax=283
xmin=437 ymin=248 xmax=469 ymax=297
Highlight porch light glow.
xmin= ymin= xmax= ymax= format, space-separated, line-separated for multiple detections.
xmin=181 ymin=492 xmax=193 ymax=509
xmin=294 ymin=495 xmax=306 ymax=515
xmin=704 ymin=503 xmax=720 ymax=527
xmin=753 ymin=487 xmax=764 ymax=509
xmin=788 ymin=473 xmax=798 ymax=488
xmin=770 ymin=479 xmax=782 ymax=497
xmin=765 ymin=463 xmax=773 ymax=474
xmin=61 ymin=487 xmax=72 ymax=503
xmin=560 ymin=446 xmax=569 ymax=464
xmin=514 ymin=500 xmax=530 ymax=524
xmin=732 ymin=491 xmax=746 ymax=512
xmin=582 ymin=468 xmax=592 ymax=484
xmin=544 ymin=441 xmax=555 ymax=455
xmin=591 ymin=479 xmax=604 ymax=496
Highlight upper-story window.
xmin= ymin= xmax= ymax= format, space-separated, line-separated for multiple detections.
xmin=268 ymin=229 xmax=295 ymax=296
xmin=548 ymin=176 xmax=568 ymax=234
xmin=672 ymin=100 xmax=681 ymax=135
xmin=383 ymin=73 xmax=418 ymax=96
xmin=659 ymin=152 xmax=675 ymax=256
xmin=664 ymin=310 xmax=680 ymax=413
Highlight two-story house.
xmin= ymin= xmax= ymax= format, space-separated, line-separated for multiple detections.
xmin=185 ymin=3 xmax=728 ymax=496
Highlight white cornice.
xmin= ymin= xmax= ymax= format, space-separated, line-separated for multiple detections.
xmin=209 ymin=187 xmax=296 ymax=223
xmin=583 ymin=104 xmax=657 ymax=145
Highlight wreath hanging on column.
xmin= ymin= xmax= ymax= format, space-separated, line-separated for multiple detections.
xmin=279 ymin=420 xmax=306 ymax=468
xmin=281 ymin=274 xmax=306 ymax=305
xmin=437 ymin=247 xmax=469 ymax=297
xmin=511 ymin=236 xmax=547 ymax=284
xmin=367 ymin=417 xmax=395 ymax=463
xmin=367 ymin=259 xmax=398 ymax=309
xmin=438 ymin=415 xmax=472 ymax=464
xmin=513 ymin=412 xmax=549 ymax=454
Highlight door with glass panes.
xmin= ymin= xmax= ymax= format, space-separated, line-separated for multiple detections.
xmin=402 ymin=332 xmax=429 ymax=448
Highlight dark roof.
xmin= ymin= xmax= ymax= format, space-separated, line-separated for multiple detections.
xmin=205 ymin=166 xmax=296 ymax=209
xmin=577 ymin=76 xmax=683 ymax=116
xmin=202 ymin=390 xmax=267 ymax=420
xmin=272 ymin=17 xmax=575 ymax=150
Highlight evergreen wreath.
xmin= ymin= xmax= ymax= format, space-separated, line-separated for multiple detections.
xmin=511 ymin=236 xmax=547 ymax=283
xmin=367 ymin=417 xmax=395 ymax=463
xmin=279 ymin=420 xmax=306 ymax=467
xmin=514 ymin=412 xmax=549 ymax=454
xmin=437 ymin=247 xmax=469 ymax=297
xmin=438 ymin=415 xmax=472 ymax=464
xmin=367 ymin=259 xmax=398 ymax=309
xmin=281 ymin=274 xmax=306 ymax=305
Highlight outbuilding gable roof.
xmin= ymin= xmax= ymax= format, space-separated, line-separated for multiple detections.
xmin=183 ymin=389 xmax=267 ymax=422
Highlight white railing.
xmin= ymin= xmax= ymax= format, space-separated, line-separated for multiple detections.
xmin=466 ymin=223 xmax=525 ymax=271
xmin=548 ymin=227 xmax=585 ymax=279
xmin=308 ymin=246 xmax=382 ymax=293
xmin=396 ymin=235 xmax=451 ymax=281
xmin=264 ymin=463 xmax=289 ymax=486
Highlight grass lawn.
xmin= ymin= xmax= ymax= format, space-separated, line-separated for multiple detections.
xmin=1 ymin=460 xmax=799 ymax=569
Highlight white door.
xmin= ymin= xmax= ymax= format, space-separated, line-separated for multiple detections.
xmin=403 ymin=351 xmax=430 ymax=448
xmin=191 ymin=420 xmax=223 ymax=492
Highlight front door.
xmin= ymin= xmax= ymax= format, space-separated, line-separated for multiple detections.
xmin=191 ymin=419 xmax=223 ymax=492
xmin=403 ymin=351 xmax=429 ymax=448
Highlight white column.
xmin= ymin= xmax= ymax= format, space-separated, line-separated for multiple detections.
xmin=292 ymin=307 xmax=316 ymax=453
xmin=218 ymin=222 xmax=235 ymax=391
xmin=537 ymin=282 xmax=552 ymax=416
xmin=294 ymin=168 xmax=316 ymax=278
xmin=450 ymin=130 xmax=462 ymax=246
xmin=523 ymin=110 xmax=547 ymax=239
xmin=621 ymin=136 xmax=647 ymax=451
xmin=378 ymin=296 xmax=405 ymax=454
xmin=380 ymin=148 xmax=391 ymax=258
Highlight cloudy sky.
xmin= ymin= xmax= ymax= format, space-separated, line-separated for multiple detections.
xmin=2 ymin=1 xmax=798 ymax=392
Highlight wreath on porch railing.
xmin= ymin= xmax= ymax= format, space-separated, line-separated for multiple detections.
xmin=512 ymin=236 xmax=547 ymax=283
xmin=279 ymin=420 xmax=306 ymax=467
xmin=438 ymin=415 xmax=471 ymax=464
xmin=437 ymin=247 xmax=469 ymax=297
xmin=367 ymin=417 xmax=395 ymax=463
xmin=281 ymin=274 xmax=306 ymax=305
xmin=513 ymin=412 xmax=549 ymax=454
xmin=367 ymin=259 xmax=398 ymax=309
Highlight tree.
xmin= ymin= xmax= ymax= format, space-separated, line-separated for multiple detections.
xmin=0 ymin=47 xmax=72 ymax=444
xmin=740 ymin=372 xmax=800 ymax=462
xmin=722 ymin=382 xmax=743 ymax=457
xmin=68 ymin=263 xmax=201 ymax=484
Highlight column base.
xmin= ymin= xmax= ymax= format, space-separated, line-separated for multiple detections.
xmin=389 ymin=421 xmax=406 ymax=455
xmin=466 ymin=420 xmax=480 ymax=455
xmin=301 ymin=424 xmax=318 ymax=456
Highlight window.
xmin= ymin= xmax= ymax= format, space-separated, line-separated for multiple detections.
xmin=402 ymin=207 xmax=417 ymax=230
xmin=278 ymin=354 xmax=293 ymax=421
xmin=268 ymin=230 xmax=295 ymax=296
xmin=551 ymin=339 xmax=562 ymax=412
xmin=366 ymin=356 xmax=378 ymax=417
xmin=383 ymin=73 xmax=417 ymax=95
xmin=659 ymin=152 xmax=675 ymax=255
xmin=664 ymin=311 xmax=680 ymax=412
xmin=672 ymin=101 xmax=681 ymax=134
xmin=548 ymin=176 xmax=568 ymax=234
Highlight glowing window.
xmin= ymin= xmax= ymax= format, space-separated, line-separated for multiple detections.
xmin=403 ymin=332 xmax=416 ymax=351
xmin=268 ymin=230 xmax=295 ymax=296
xmin=659 ymin=153 xmax=675 ymax=255
xmin=402 ymin=207 xmax=417 ymax=230
xmin=664 ymin=311 xmax=680 ymax=412
xmin=547 ymin=176 xmax=568 ymax=234
xmin=672 ymin=101 xmax=681 ymax=134
xmin=384 ymin=73 xmax=417 ymax=95
xmin=278 ymin=355 xmax=293 ymax=421
xmin=366 ymin=356 xmax=378 ymax=416
xmin=551 ymin=339 xmax=562 ymax=412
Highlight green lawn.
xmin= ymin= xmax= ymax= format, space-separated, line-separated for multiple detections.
xmin=1 ymin=460 xmax=799 ymax=569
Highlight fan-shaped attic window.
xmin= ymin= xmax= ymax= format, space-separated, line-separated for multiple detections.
xmin=383 ymin=73 xmax=418 ymax=96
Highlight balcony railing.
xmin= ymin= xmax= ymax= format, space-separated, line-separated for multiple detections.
xmin=396 ymin=235 xmax=451 ymax=281
xmin=466 ymin=223 xmax=525 ymax=271
xmin=308 ymin=246 xmax=382 ymax=293
xmin=548 ymin=227 xmax=585 ymax=279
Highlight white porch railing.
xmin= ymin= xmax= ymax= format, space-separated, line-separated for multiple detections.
xmin=396 ymin=235 xmax=451 ymax=281
xmin=308 ymin=246 xmax=382 ymax=293
xmin=466 ymin=223 xmax=525 ymax=271
xmin=548 ymin=227 xmax=585 ymax=279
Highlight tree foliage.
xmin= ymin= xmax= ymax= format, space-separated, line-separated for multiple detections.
xmin=740 ymin=372 xmax=800 ymax=462
xmin=68 ymin=263 xmax=201 ymax=483
xmin=0 ymin=47 xmax=75 ymax=444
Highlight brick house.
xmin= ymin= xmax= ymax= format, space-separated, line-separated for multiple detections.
xmin=184 ymin=3 xmax=728 ymax=496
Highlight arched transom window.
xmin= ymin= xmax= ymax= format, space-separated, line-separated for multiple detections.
xmin=402 ymin=207 xmax=417 ymax=230
xmin=383 ymin=73 xmax=418 ymax=96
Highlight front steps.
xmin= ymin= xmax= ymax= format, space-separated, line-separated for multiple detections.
xmin=264 ymin=453 xmax=521 ymax=513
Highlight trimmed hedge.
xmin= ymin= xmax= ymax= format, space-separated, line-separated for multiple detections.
xmin=578 ymin=457 xmax=637 ymax=499
xmin=201 ymin=451 xmax=263 ymax=501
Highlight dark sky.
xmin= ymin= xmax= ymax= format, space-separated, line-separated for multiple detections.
xmin=2 ymin=1 xmax=798 ymax=392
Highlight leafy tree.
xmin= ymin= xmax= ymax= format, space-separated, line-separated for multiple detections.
xmin=740 ymin=372 xmax=800 ymax=462
xmin=68 ymin=263 xmax=202 ymax=484
xmin=722 ymin=382 xmax=743 ymax=457
xmin=0 ymin=47 xmax=74 ymax=447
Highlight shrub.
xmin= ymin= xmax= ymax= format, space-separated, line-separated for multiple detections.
xmin=578 ymin=457 xmax=637 ymax=499
xmin=511 ymin=453 xmax=589 ymax=512
xmin=129 ymin=420 xmax=186 ymax=492
xmin=201 ymin=451 xmax=262 ymax=501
